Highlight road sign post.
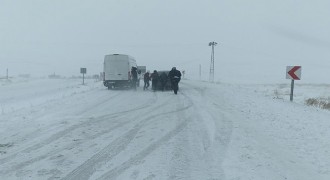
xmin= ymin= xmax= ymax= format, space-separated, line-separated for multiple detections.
xmin=80 ymin=68 xmax=87 ymax=85
xmin=286 ymin=66 xmax=301 ymax=102
xmin=290 ymin=79 xmax=294 ymax=101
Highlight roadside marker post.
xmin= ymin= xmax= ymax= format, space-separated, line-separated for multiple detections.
xmin=286 ymin=66 xmax=302 ymax=102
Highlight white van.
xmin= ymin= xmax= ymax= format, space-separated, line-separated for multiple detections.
xmin=103 ymin=54 xmax=137 ymax=89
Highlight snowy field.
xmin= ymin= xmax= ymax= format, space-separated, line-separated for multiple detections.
xmin=244 ymin=83 xmax=330 ymax=106
xmin=1 ymin=77 xmax=330 ymax=180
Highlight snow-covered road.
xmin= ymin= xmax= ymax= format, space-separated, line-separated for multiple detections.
xmin=1 ymin=78 xmax=330 ymax=180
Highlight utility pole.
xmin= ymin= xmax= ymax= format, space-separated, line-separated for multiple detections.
xmin=208 ymin=41 xmax=217 ymax=82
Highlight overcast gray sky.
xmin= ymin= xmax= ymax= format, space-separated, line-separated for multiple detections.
xmin=1 ymin=0 xmax=330 ymax=83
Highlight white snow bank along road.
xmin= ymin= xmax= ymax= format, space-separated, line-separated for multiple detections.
xmin=0 ymin=79 xmax=330 ymax=180
xmin=0 ymin=78 xmax=98 ymax=114
xmin=198 ymin=81 xmax=330 ymax=180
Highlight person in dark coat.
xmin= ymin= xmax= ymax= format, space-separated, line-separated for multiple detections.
xmin=143 ymin=71 xmax=150 ymax=90
xmin=150 ymin=70 xmax=159 ymax=91
xmin=131 ymin=67 xmax=138 ymax=90
xmin=168 ymin=67 xmax=181 ymax=94
xmin=159 ymin=72 xmax=168 ymax=91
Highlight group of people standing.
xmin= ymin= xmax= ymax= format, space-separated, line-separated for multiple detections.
xmin=142 ymin=67 xmax=182 ymax=94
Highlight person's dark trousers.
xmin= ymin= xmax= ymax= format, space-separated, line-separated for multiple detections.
xmin=171 ymin=80 xmax=179 ymax=94
xmin=152 ymin=80 xmax=158 ymax=91
xmin=143 ymin=81 xmax=149 ymax=90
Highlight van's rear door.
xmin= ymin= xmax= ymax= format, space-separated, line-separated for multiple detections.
xmin=104 ymin=55 xmax=129 ymax=81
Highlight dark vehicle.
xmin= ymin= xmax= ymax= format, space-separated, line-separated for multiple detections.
xmin=155 ymin=71 xmax=172 ymax=91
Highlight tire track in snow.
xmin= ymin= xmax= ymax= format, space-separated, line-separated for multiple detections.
xmin=182 ymin=82 xmax=233 ymax=179
xmin=95 ymin=93 xmax=193 ymax=180
xmin=2 ymin=93 xmax=160 ymax=174
xmin=62 ymin=95 xmax=193 ymax=180
xmin=73 ymin=91 xmax=122 ymax=115
xmin=0 ymin=92 xmax=155 ymax=167
xmin=96 ymin=118 xmax=190 ymax=180
xmin=167 ymin=92 xmax=194 ymax=179
xmin=0 ymin=86 xmax=111 ymax=145
xmin=0 ymin=87 xmax=120 ymax=156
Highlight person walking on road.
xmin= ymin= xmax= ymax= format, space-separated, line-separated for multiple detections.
xmin=168 ymin=67 xmax=181 ymax=94
xmin=143 ymin=71 xmax=150 ymax=90
xmin=150 ymin=70 xmax=159 ymax=91
xmin=131 ymin=67 xmax=138 ymax=90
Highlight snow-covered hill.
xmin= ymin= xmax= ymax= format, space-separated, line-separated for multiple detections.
xmin=0 ymin=78 xmax=330 ymax=180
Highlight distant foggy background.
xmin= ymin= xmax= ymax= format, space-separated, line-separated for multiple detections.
xmin=1 ymin=0 xmax=330 ymax=83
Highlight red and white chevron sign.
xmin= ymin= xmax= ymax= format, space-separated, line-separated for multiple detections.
xmin=286 ymin=66 xmax=301 ymax=80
